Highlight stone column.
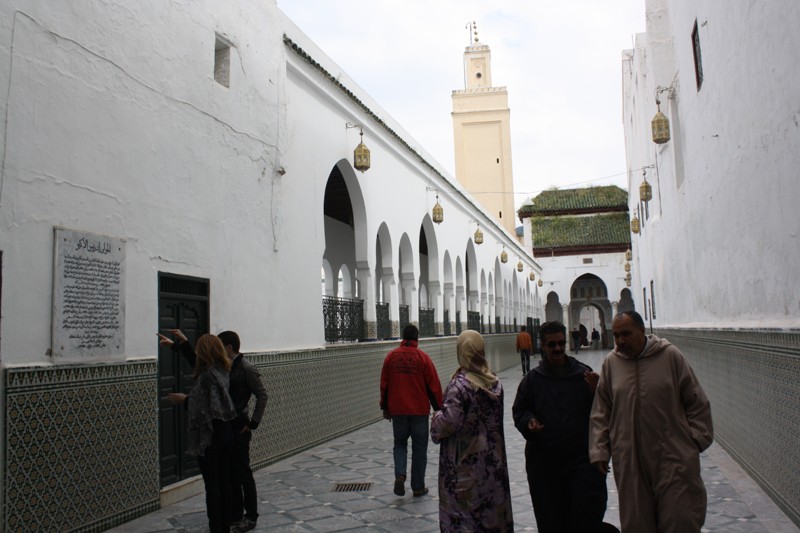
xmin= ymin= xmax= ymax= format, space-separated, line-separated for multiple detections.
xmin=356 ymin=261 xmax=375 ymax=340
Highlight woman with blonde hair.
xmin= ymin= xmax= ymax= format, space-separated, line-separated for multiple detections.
xmin=161 ymin=332 xmax=237 ymax=533
xmin=431 ymin=330 xmax=514 ymax=532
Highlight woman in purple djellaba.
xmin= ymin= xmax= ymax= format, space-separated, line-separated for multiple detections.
xmin=430 ymin=330 xmax=514 ymax=532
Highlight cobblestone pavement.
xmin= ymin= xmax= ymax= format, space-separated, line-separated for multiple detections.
xmin=109 ymin=349 xmax=799 ymax=533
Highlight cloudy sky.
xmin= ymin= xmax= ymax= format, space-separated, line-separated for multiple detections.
xmin=279 ymin=1 xmax=646 ymax=210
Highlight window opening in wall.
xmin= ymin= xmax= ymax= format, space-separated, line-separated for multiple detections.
xmin=583 ymin=258 xmax=593 ymax=264
xmin=214 ymin=35 xmax=231 ymax=88
xmin=650 ymin=280 xmax=656 ymax=319
xmin=499 ymin=211 xmax=503 ymax=219
xmin=643 ymin=287 xmax=648 ymax=320
xmin=691 ymin=20 xmax=703 ymax=90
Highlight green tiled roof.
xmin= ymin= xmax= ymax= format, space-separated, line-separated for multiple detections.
xmin=532 ymin=212 xmax=631 ymax=249
xmin=520 ymin=185 xmax=628 ymax=215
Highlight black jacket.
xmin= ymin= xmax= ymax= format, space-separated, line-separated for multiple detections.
xmin=512 ymin=356 xmax=595 ymax=465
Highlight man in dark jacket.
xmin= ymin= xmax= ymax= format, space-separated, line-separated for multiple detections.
xmin=512 ymin=321 xmax=608 ymax=532
xmin=380 ymin=325 xmax=443 ymax=498
xmin=217 ymin=331 xmax=268 ymax=533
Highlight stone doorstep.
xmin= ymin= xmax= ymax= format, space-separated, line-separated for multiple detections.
xmin=160 ymin=475 xmax=205 ymax=508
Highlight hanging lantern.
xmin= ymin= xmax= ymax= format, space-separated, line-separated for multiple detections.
xmin=631 ymin=213 xmax=640 ymax=234
xmin=651 ymin=99 xmax=670 ymax=144
xmin=625 ymin=272 xmax=632 ymax=282
xmin=626 ymin=279 xmax=631 ymax=287
xmin=537 ymin=278 xmax=543 ymax=287
xmin=626 ymin=248 xmax=632 ymax=261
xmin=500 ymin=249 xmax=508 ymax=263
xmin=640 ymin=178 xmax=652 ymax=203
xmin=353 ymin=130 xmax=371 ymax=172
xmin=517 ymin=260 xmax=524 ymax=272
xmin=529 ymin=271 xmax=535 ymax=281
xmin=432 ymin=194 xmax=444 ymax=224
xmin=624 ymin=262 xmax=631 ymax=272
xmin=474 ymin=226 xmax=483 ymax=245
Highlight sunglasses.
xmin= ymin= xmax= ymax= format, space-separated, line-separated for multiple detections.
xmin=545 ymin=340 xmax=567 ymax=348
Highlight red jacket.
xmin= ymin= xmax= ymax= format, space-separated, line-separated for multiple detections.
xmin=380 ymin=340 xmax=443 ymax=416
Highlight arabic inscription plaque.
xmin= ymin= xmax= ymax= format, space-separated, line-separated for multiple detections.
xmin=52 ymin=227 xmax=126 ymax=360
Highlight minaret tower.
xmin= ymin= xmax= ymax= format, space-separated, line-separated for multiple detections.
xmin=452 ymin=22 xmax=517 ymax=236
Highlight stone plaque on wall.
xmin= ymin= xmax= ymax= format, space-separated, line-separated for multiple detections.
xmin=52 ymin=227 xmax=126 ymax=360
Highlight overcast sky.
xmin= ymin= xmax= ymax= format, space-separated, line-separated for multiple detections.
xmin=279 ymin=1 xmax=646 ymax=210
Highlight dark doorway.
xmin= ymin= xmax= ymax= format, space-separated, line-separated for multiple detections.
xmin=157 ymin=273 xmax=209 ymax=487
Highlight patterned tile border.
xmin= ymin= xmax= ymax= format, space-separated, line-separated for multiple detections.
xmin=656 ymin=327 xmax=800 ymax=527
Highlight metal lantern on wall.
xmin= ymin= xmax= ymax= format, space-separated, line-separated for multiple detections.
xmin=353 ymin=130 xmax=371 ymax=172
xmin=631 ymin=212 xmax=640 ymax=234
xmin=640 ymin=177 xmax=652 ymax=203
xmin=474 ymin=225 xmax=484 ymax=245
xmin=626 ymin=248 xmax=632 ymax=261
xmin=651 ymin=99 xmax=671 ymax=144
xmin=626 ymin=278 xmax=632 ymax=287
xmin=517 ymin=260 xmax=524 ymax=272
xmin=529 ymin=271 xmax=535 ymax=281
xmin=625 ymin=272 xmax=632 ymax=282
xmin=432 ymin=194 xmax=444 ymax=224
xmin=624 ymin=262 xmax=631 ymax=272
xmin=500 ymin=249 xmax=508 ymax=263
xmin=537 ymin=278 xmax=543 ymax=287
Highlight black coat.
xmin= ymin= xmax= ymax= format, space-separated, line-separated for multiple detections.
xmin=512 ymin=356 xmax=595 ymax=466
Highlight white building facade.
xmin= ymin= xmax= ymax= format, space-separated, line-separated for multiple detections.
xmin=0 ymin=1 xmax=541 ymax=530
xmin=622 ymin=0 xmax=800 ymax=524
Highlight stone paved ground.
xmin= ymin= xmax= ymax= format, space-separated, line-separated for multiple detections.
xmin=109 ymin=349 xmax=799 ymax=533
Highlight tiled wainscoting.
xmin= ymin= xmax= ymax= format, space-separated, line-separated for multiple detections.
xmin=3 ymin=361 xmax=160 ymax=533
xmin=3 ymin=334 xmax=518 ymax=532
xmin=658 ymin=327 xmax=800 ymax=526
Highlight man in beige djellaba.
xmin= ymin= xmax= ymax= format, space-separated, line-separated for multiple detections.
xmin=589 ymin=311 xmax=713 ymax=532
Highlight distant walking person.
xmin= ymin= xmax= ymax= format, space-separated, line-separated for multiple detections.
xmin=380 ymin=325 xmax=443 ymax=497
xmin=590 ymin=311 xmax=713 ymax=533
xmin=591 ymin=328 xmax=600 ymax=350
xmin=431 ymin=330 xmax=514 ymax=532
xmin=516 ymin=326 xmax=533 ymax=375
xmin=571 ymin=326 xmax=581 ymax=353
xmin=512 ymin=321 xmax=608 ymax=532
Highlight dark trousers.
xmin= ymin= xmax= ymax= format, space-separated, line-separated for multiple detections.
xmin=198 ymin=421 xmax=234 ymax=533
xmin=392 ymin=415 xmax=429 ymax=491
xmin=527 ymin=459 xmax=608 ymax=533
xmin=231 ymin=430 xmax=259 ymax=522
xmin=520 ymin=349 xmax=531 ymax=374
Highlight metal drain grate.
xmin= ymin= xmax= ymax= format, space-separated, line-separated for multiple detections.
xmin=332 ymin=481 xmax=373 ymax=492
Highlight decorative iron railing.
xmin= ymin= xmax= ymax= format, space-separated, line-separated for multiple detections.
xmin=467 ymin=311 xmax=481 ymax=332
xmin=376 ymin=302 xmax=391 ymax=340
xmin=399 ymin=305 xmax=410 ymax=334
xmin=443 ymin=309 xmax=451 ymax=336
xmin=323 ymin=296 xmax=364 ymax=343
xmin=456 ymin=311 xmax=462 ymax=335
xmin=419 ymin=307 xmax=435 ymax=337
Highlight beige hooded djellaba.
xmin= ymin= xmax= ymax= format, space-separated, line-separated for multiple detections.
xmin=589 ymin=335 xmax=713 ymax=533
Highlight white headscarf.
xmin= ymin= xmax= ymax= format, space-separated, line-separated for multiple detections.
xmin=455 ymin=330 xmax=498 ymax=390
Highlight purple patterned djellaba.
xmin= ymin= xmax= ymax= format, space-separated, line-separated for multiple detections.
xmin=431 ymin=371 xmax=514 ymax=532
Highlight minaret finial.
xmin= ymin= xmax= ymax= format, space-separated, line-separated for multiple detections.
xmin=465 ymin=21 xmax=479 ymax=45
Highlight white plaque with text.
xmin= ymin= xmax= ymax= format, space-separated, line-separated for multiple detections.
xmin=52 ymin=227 xmax=126 ymax=360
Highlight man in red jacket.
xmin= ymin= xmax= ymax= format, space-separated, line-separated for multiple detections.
xmin=380 ymin=324 xmax=443 ymax=498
